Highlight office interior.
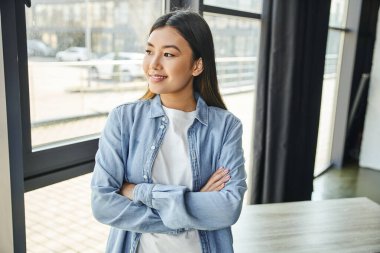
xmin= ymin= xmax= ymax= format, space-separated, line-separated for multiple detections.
xmin=1 ymin=0 xmax=380 ymax=252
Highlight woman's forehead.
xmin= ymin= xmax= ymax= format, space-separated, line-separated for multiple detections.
xmin=147 ymin=26 xmax=189 ymax=49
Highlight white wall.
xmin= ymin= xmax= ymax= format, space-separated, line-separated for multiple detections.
xmin=359 ymin=10 xmax=380 ymax=170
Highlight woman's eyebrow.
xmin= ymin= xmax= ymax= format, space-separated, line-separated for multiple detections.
xmin=162 ymin=45 xmax=181 ymax=52
xmin=147 ymin=42 xmax=181 ymax=52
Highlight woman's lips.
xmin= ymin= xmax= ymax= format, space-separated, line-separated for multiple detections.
xmin=149 ymin=74 xmax=167 ymax=82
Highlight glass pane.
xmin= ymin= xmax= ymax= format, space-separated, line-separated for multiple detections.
xmin=204 ymin=0 xmax=262 ymax=14
xmin=26 ymin=0 xmax=163 ymax=149
xmin=329 ymin=0 xmax=349 ymax=27
xmin=205 ymin=13 xmax=260 ymax=203
xmin=314 ymin=30 xmax=345 ymax=176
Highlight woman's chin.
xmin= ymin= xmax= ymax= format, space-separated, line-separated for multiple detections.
xmin=149 ymin=85 xmax=162 ymax=94
xmin=148 ymin=85 xmax=165 ymax=94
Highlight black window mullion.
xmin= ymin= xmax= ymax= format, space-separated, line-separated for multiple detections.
xmin=24 ymin=139 xmax=99 ymax=179
xmin=202 ymin=4 xmax=261 ymax=19
xmin=24 ymin=160 xmax=95 ymax=192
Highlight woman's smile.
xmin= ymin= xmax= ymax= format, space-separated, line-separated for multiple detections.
xmin=149 ymin=74 xmax=168 ymax=83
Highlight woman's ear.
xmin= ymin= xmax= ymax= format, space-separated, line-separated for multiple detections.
xmin=192 ymin=58 xmax=204 ymax=77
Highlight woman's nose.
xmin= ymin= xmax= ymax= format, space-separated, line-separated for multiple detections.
xmin=150 ymin=55 xmax=162 ymax=70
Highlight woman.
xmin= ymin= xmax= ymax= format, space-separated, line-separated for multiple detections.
xmin=91 ymin=10 xmax=247 ymax=253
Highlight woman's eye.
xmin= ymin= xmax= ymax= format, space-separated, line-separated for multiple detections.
xmin=164 ymin=53 xmax=174 ymax=57
xmin=145 ymin=50 xmax=152 ymax=55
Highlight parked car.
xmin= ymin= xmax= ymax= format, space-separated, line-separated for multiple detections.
xmin=56 ymin=47 xmax=92 ymax=61
xmin=27 ymin=39 xmax=55 ymax=57
xmin=89 ymin=52 xmax=144 ymax=81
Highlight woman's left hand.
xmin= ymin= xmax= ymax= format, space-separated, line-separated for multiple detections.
xmin=120 ymin=182 xmax=136 ymax=200
xmin=200 ymin=167 xmax=230 ymax=192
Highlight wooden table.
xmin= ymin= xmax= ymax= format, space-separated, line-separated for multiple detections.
xmin=232 ymin=197 xmax=380 ymax=253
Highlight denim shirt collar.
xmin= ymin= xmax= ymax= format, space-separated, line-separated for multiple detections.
xmin=149 ymin=92 xmax=208 ymax=126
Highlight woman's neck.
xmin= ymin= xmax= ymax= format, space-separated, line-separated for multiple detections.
xmin=160 ymin=92 xmax=196 ymax=112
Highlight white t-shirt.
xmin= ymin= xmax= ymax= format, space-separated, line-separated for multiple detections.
xmin=137 ymin=106 xmax=202 ymax=253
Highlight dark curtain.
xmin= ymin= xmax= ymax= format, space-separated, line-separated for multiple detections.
xmin=249 ymin=0 xmax=331 ymax=204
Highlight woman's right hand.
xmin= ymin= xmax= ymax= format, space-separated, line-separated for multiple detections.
xmin=200 ymin=167 xmax=230 ymax=192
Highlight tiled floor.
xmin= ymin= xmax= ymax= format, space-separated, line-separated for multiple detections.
xmin=25 ymin=174 xmax=109 ymax=253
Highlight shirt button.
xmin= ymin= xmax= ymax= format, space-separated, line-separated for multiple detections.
xmin=151 ymin=145 xmax=156 ymax=149
xmin=159 ymin=125 xmax=165 ymax=129
xmin=143 ymin=175 xmax=147 ymax=179
xmin=161 ymin=117 xmax=166 ymax=122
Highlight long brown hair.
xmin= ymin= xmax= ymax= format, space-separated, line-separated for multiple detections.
xmin=141 ymin=10 xmax=227 ymax=110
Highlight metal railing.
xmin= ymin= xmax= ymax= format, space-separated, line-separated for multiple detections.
xmin=28 ymin=54 xmax=338 ymax=127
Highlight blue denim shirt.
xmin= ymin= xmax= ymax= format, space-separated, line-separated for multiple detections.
xmin=91 ymin=93 xmax=247 ymax=253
